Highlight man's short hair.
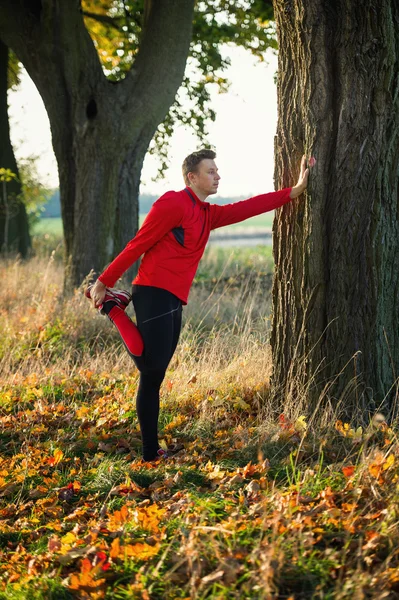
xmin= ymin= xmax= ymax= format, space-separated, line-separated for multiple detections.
xmin=182 ymin=149 xmax=216 ymax=186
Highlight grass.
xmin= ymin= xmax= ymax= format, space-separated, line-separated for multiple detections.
xmin=33 ymin=218 xmax=64 ymax=236
xmin=1 ymin=236 xmax=399 ymax=599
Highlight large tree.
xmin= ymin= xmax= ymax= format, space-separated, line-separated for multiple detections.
xmin=271 ymin=1 xmax=399 ymax=413
xmin=0 ymin=0 xmax=274 ymax=288
xmin=0 ymin=40 xmax=30 ymax=257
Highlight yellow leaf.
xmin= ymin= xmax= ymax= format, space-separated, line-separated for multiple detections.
xmin=76 ymin=406 xmax=90 ymax=418
xmin=60 ymin=531 xmax=77 ymax=554
xmin=44 ymin=521 xmax=63 ymax=531
xmin=383 ymin=454 xmax=395 ymax=470
xmin=234 ymin=398 xmax=251 ymax=411
xmin=352 ymin=426 xmax=363 ymax=440
xmin=295 ymin=415 xmax=307 ymax=431
xmin=31 ymin=387 xmax=43 ymax=398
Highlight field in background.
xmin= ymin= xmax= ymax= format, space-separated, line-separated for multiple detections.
xmin=33 ymin=211 xmax=274 ymax=238
xmin=1 ymin=234 xmax=399 ymax=598
xmin=33 ymin=217 xmax=64 ymax=236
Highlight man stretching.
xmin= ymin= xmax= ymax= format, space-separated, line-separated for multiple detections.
xmin=87 ymin=150 xmax=310 ymax=461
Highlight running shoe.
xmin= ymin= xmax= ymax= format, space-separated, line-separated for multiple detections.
xmin=156 ymin=448 xmax=169 ymax=459
xmin=85 ymin=284 xmax=132 ymax=312
xmin=143 ymin=448 xmax=169 ymax=462
xmin=142 ymin=445 xmax=185 ymax=463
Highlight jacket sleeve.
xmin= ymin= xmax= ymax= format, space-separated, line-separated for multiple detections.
xmin=98 ymin=193 xmax=184 ymax=287
xmin=209 ymin=188 xmax=293 ymax=230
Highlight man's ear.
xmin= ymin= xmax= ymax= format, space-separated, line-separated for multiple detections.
xmin=187 ymin=171 xmax=195 ymax=186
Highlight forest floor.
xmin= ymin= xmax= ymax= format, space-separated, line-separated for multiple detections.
xmin=0 ymin=238 xmax=398 ymax=599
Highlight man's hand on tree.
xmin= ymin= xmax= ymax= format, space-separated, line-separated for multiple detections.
xmin=289 ymin=155 xmax=315 ymax=199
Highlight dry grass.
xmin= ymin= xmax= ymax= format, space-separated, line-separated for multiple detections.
xmin=0 ymin=253 xmax=273 ymax=402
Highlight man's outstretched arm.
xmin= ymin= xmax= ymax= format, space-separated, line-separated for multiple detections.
xmin=210 ymin=156 xmax=310 ymax=230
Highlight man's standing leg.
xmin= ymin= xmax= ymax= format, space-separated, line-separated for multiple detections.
xmin=132 ymin=286 xmax=182 ymax=461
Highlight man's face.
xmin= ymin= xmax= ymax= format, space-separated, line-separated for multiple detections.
xmin=189 ymin=159 xmax=220 ymax=196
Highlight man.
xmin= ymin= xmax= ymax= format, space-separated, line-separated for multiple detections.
xmin=88 ymin=150 xmax=310 ymax=461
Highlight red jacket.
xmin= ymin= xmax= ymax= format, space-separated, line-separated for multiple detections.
xmin=99 ymin=186 xmax=292 ymax=304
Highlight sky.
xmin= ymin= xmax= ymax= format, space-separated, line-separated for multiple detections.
xmin=8 ymin=46 xmax=278 ymax=199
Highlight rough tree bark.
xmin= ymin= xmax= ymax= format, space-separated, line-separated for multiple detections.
xmin=0 ymin=0 xmax=194 ymax=288
xmin=0 ymin=40 xmax=30 ymax=257
xmin=271 ymin=0 xmax=399 ymax=415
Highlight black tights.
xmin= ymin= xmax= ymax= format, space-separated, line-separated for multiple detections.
xmin=130 ymin=285 xmax=182 ymax=460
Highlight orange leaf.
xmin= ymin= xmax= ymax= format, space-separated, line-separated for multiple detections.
xmin=110 ymin=537 xmax=120 ymax=559
xmin=341 ymin=502 xmax=357 ymax=512
xmin=123 ymin=541 xmax=161 ymax=560
xmin=365 ymin=511 xmax=382 ymax=520
xmin=81 ymin=558 xmax=94 ymax=579
xmin=369 ymin=463 xmax=382 ymax=479
xmin=342 ymin=519 xmax=356 ymax=533
xmin=108 ymin=504 xmax=130 ymax=531
xmin=242 ymin=462 xmax=258 ymax=478
xmin=69 ymin=574 xmax=81 ymax=590
xmin=133 ymin=504 xmax=166 ymax=533
xmin=342 ymin=466 xmax=355 ymax=478
xmin=48 ymin=448 xmax=64 ymax=466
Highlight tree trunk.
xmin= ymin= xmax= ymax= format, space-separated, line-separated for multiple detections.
xmin=271 ymin=0 xmax=399 ymax=417
xmin=0 ymin=0 xmax=194 ymax=289
xmin=0 ymin=40 xmax=30 ymax=257
xmin=61 ymin=117 xmax=147 ymax=287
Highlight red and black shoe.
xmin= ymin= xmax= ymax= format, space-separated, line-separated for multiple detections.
xmin=85 ymin=284 xmax=132 ymax=313
xmin=143 ymin=448 xmax=169 ymax=462
xmin=156 ymin=448 xmax=169 ymax=459
xmin=144 ymin=445 xmax=184 ymax=462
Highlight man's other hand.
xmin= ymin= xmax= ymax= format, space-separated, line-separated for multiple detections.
xmin=90 ymin=280 xmax=107 ymax=307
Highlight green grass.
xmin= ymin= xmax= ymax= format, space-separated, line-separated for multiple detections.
xmin=33 ymin=217 xmax=64 ymax=236
xmin=226 ymin=212 xmax=274 ymax=230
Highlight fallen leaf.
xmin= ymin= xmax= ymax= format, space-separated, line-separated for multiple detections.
xmin=342 ymin=466 xmax=355 ymax=478
xmin=48 ymin=535 xmax=61 ymax=553
xmin=58 ymin=545 xmax=97 ymax=565
xmin=98 ymin=442 xmax=114 ymax=453
xmin=0 ymin=482 xmax=19 ymax=497
xmin=245 ymin=481 xmax=260 ymax=494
